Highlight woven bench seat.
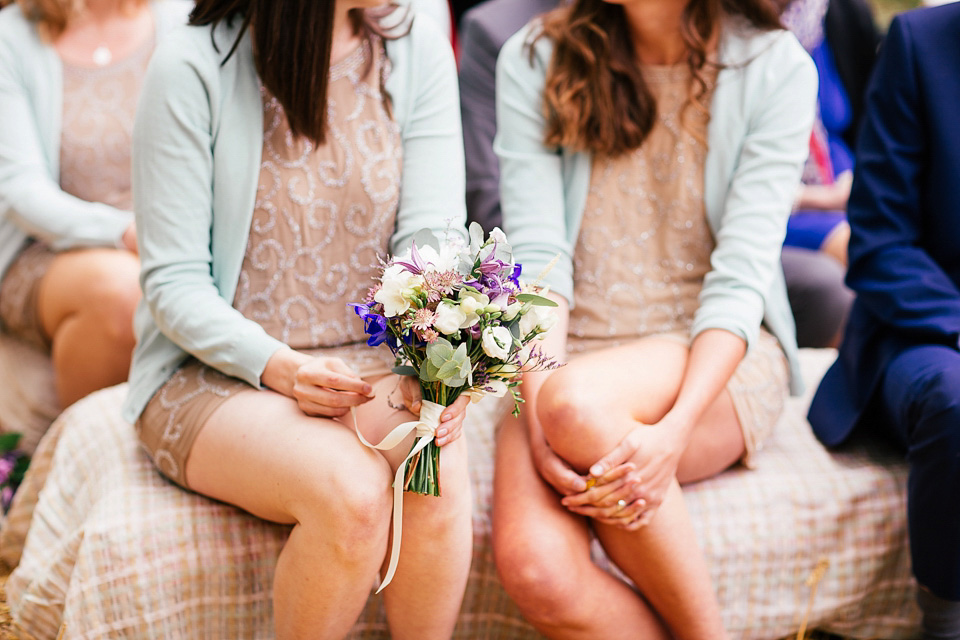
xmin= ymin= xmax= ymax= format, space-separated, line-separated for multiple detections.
xmin=0 ymin=349 xmax=920 ymax=639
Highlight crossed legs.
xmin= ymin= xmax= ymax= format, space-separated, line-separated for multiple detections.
xmin=494 ymin=337 xmax=744 ymax=639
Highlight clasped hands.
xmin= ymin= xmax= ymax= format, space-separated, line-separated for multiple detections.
xmin=532 ymin=419 xmax=686 ymax=531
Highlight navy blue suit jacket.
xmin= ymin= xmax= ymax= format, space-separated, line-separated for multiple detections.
xmin=809 ymin=3 xmax=960 ymax=446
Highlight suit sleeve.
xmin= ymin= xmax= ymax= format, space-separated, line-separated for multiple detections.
xmin=844 ymin=15 xmax=960 ymax=349
xmin=459 ymin=11 xmax=503 ymax=233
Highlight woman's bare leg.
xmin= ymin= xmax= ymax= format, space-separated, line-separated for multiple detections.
xmin=534 ymin=337 xmax=745 ymax=638
xmin=359 ymin=388 xmax=472 ymax=639
xmin=493 ymin=413 xmax=670 ymax=639
xmin=37 ymin=248 xmax=140 ymax=407
xmin=186 ymin=374 xmax=472 ymax=640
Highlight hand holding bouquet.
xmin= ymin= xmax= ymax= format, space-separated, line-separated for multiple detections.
xmin=351 ymin=222 xmax=561 ymax=497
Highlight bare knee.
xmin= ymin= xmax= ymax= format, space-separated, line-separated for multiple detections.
xmin=86 ymin=273 xmax=140 ymax=345
xmin=298 ymin=452 xmax=393 ymax=562
xmin=537 ymin=373 xmax=599 ymax=463
xmin=495 ymin=534 xmax=586 ymax=628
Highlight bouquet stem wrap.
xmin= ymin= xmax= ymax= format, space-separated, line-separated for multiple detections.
xmin=351 ymin=400 xmax=445 ymax=593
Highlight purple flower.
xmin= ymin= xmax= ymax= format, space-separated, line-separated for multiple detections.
xmin=393 ymin=242 xmax=427 ymax=275
xmin=349 ymin=303 xmax=389 ymax=347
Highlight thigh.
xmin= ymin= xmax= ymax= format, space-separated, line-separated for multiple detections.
xmin=37 ymin=247 xmax=140 ymax=333
xmin=546 ymin=336 xmax=691 ymax=425
xmin=881 ymin=345 xmax=960 ymax=450
xmin=186 ymin=383 xmax=396 ymax=526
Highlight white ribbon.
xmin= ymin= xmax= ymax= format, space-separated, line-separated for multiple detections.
xmin=352 ymin=400 xmax=445 ymax=593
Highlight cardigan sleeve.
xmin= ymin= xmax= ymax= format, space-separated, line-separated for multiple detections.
xmin=387 ymin=16 xmax=467 ymax=254
xmin=0 ymin=21 xmax=130 ymax=250
xmin=693 ymin=31 xmax=818 ymax=347
xmin=133 ymin=35 xmax=285 ymax=388
xmin=494 ymin=28 xmax=574 ymax=303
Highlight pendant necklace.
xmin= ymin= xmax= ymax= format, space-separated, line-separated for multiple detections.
xmin=92 ymin=44 xmax=112 ymax=67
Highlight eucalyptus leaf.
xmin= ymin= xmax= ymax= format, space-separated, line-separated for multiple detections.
xmin=392 ymin=365 xmax=419 ymax=377
xmin=516 ymin=293 xmax=558 ymax=307
xmin=410 ymin=228 xmax=441 ymax=253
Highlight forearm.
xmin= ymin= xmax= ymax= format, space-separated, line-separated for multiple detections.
xmin=519 ymin=293 xmax=569 ymax=444
xmin=667 ymin=329 xmax=746 ymax=442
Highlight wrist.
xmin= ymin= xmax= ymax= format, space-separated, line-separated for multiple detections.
xmin=261 ymin=348 xmax=309 ymax=397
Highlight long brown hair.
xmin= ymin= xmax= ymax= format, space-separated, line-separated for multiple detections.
xmin=190 ymin=1 xmax=406 ymax=145
xmin=536 ymin=0 xmax=781 ymax=157
xmin=16 ymin=0 xmax=147 ymax=40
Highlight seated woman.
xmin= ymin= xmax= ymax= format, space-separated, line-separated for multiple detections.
xmin=780 ymin=0 xmax=880 ymax=266
xmin=0 ymin=0 xmax=189 ymax=409
xmin=124 ymin=0 xmax=472 ymax=637
xmin=492 ymin=0 xmax=815 ymax=637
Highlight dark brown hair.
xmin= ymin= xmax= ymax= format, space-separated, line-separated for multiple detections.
xmin=536 ymin=0 xmax=782 ymax=157
xmin=190 ymin=1 xmax=406 ymax=145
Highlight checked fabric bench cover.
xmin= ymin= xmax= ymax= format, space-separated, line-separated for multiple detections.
xmin=0 ymin=349 xmax=920 ymax=639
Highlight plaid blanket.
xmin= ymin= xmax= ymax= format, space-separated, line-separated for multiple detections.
xmin=0 ymin=350 xmax=920 ymax=639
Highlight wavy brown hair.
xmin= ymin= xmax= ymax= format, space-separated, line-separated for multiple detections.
xmin=536 ymin=0 xmax=781 ymax=157
xmin=190 ymin=0 xmax=407 ymax=145
xmin=16 ymin=0 xmax=147 ymax=40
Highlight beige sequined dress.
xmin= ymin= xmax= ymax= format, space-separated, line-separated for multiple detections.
xmin=0 ymin=39 xmax=153 ymax=348
xmin=567 ymin=64 xmax=788 ymax=467
xmin=138 ymin=38 xmax=402 ymax=488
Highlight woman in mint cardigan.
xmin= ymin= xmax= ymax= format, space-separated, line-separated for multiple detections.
xmin=125 ymin=1 xmax=472 ymax=637
xmin=0 ymin=0 xmax=188 ymax=407
xmin=492 ymin=0 xmax=816 ymax=636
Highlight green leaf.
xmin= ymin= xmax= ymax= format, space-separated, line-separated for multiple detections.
xmin=420 ymin=359 xmax=440 ymax=382
xmin=516 ymin=293 xmax=558 ymax=307
xmin=0 ymin=432 xmax=21 ymax=452
xmin=392 ymin=365 xmax=419 ymax=377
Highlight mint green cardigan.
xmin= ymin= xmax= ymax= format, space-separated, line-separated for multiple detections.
xmin=124 ymin=16 xmax=465 ymax=421
xmin=495 ymin=20 xmax=817 ymax=394
xmin=0 ymin=0 xmax=191 ymax=281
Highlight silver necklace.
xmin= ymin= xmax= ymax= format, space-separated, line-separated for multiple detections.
xmin=92 ymin=43 xmax=112 ymax=67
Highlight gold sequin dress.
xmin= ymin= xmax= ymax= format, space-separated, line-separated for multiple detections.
xmin=567 ymin=64 xmax=788 ymax=467
xmin=0 ymin=38 xmax=153 ymax=348
xmin=138 ymin=38 xmax=401 ymax=488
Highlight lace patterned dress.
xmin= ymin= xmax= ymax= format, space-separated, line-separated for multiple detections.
xmin=567 ymin=63 xmax=789 ymax=467
xmin=138 ymin=38 xmax=402 ymax=488
xmin=0 ymin=38 xmax=153 ymax=348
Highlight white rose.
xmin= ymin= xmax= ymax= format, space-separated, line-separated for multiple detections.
xmin=502 ymin=301 xmax=523 ymax=321
xmin=434 ymin=301 xmax=467 ymax=335
xmin=481 ymin=326 xmax=513 ymax=360
xmin=458 ymin=290 xmax=490 ymax=328
xmin=519 ymin=305 xmax=557 ymax=337
xmin=375 ymin=266 xmax=422 ymax=317
xmin=484 ymin=378 xmax=509 ymax=397
xmin=488 ymin=362 xmax=520 ymax=379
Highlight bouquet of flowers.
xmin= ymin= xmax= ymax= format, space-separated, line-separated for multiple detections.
xmin=351 ymin=223 xmax=561 ymax=498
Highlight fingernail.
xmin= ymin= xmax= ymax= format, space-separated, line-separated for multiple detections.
xmin=573 ymin=479 xmax=587 ymax=491
xmin=441 ymin=413 xmax=451 ymax=421
xmin=436 ymin=428 xmax=447 ymax=438
xmin=590 ymin=464 xmax=603 ymax=476
xmin=362 ymin=384 xmax=373 ymax=395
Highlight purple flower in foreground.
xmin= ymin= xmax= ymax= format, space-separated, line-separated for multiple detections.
xmin=350 ymin=303 xmax=389 ymax=347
